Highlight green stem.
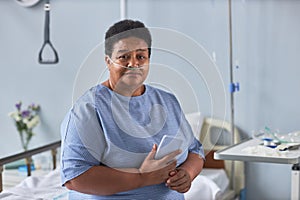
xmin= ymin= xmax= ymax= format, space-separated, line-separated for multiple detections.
xmin=19 ymin=130 xmax=30 ymax=151
xmin=19 ymin=130 xmax=25 ymax=151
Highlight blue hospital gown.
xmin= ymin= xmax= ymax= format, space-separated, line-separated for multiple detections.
xmin=60 ymin=84 xmax=204 ymax=200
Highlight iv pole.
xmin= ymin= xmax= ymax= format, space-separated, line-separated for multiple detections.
xmin=228 ymin=0 xmax=237 ymax=194
xmin=120 ymin=0 xmax=127 ymax=19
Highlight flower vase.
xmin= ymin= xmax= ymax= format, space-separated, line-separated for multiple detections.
xmin=26 ymin=157 xmax=32 ymax=176
xmin=18 ymin=129 xmax=33 ymax=152
xmin=18 ymin=157 xmax=35 ymax=175
xmin=18 ymin=130 xmax=35 ymax=174
xmin=9 ymin=101 xmax=40 ymax=174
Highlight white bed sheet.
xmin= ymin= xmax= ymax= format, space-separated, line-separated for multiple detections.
xmin=0 ymin=167 xmax=229 ymax=200
xmin=184 ymin=168 xmax=229 ymax=200
xmin=200 ymin=168 xmax=229 ymax=194
xmin=0 ymin=168 xmax=68 ymax=200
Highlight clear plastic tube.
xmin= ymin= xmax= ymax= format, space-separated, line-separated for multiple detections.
xmin=108 ymin=57 xmax=146 ymax=70
xmin=252 ymin=127 xmax=300 ymax=143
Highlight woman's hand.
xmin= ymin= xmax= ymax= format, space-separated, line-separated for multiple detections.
xmin=139 ymin=144 xmax=181 ymax=186
xmin=165 ymin=153 xmax=204 ymax=193
xmin=165 ymin=168 xmax=192 ymax=193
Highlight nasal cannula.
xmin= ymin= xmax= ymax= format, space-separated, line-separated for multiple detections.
xmin=108 ymin=57 xmax=146 ymax=70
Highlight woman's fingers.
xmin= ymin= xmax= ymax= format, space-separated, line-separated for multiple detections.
xmin=170 ymin=184 xmax=191 ymax=193
xmin=140 ymin=144 xmax=178 ymax=173
xmin=166 ymin=168 xmax=192 ymax=193
xmin=145 ymin=144 xmax=157 ymax=160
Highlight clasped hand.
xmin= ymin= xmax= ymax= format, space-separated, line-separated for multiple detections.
xmin=138 ymin=144 xmax=190 ymax=193
xmin=165 ymin=168 xmax=192 ymax=193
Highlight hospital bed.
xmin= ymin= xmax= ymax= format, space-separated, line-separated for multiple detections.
xmin=0 ymin=112 xmax=244 ymax=200
xmin=185 ymin=112 xmax=245 ymax=200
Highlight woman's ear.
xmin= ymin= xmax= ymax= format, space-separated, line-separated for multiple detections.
xmin=105 ymin=55 xmax=111 ymax=66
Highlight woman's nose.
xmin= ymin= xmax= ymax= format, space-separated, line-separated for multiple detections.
xmin=128 ymin=54 xmax=139 ymax=67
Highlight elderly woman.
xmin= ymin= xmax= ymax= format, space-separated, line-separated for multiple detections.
xmin=61 ymin=19 xmax=204 ymax=200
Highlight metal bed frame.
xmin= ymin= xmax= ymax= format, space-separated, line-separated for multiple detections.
xmin=0 ymin=141 xmax=61 ymax=192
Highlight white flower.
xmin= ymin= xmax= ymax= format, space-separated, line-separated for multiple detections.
xmin=26 ymin=115 xmax=40 ymax=129
xmin=8 ymin=101 xmax=41 ymax=151
xmin=8 ymin=112 xmax=15 ymax=117
xmin=8 ymin=112 xmax=21 ymax=121
xmin=23 ymin=118 xmax=29 ymax=124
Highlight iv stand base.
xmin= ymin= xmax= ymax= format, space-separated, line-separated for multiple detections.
xmin=292 ymin=164 xmax=300 ymax=200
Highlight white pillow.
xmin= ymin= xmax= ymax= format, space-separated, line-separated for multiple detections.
xmin=185 ymin=112 xmax=204 ymax=139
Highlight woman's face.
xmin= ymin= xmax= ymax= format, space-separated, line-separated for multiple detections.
xmin=105 ymin=37 xmax=150 ymax=93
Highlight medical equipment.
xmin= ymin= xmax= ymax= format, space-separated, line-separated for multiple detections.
xmin=262 ymin=138 xmax=277 ymax=148
xmin=278 ymin=143 xmax=300 ymax=151
xmin=38 ymin=0 xmax=59 ymax=64
xmin=215 ymin=138 xmax=300 ymax=200
xmin=264 ymin=126 xmax=288 ymax=143
xmin=108 ymin=56 xmax=146 ymax=70
xmin=252 ymin=127 xmax=300 ymax=151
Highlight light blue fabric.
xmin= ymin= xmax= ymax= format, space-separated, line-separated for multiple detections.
xmin=61 ymin=84 xmax=204 ymax=200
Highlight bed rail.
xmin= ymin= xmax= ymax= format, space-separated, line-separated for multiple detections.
xmin=0 ymin=140 xmax=61 ymax=192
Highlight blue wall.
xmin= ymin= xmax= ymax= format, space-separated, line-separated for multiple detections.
xmin=1 ymin=0 xmax=299 ymax=199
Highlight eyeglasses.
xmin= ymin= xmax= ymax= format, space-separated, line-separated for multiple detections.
xmin=108 ymin=54 xmax=148 ymax=70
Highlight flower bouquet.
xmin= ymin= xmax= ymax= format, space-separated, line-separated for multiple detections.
xmin=9 ymin=101 xmax=41 ymax=151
